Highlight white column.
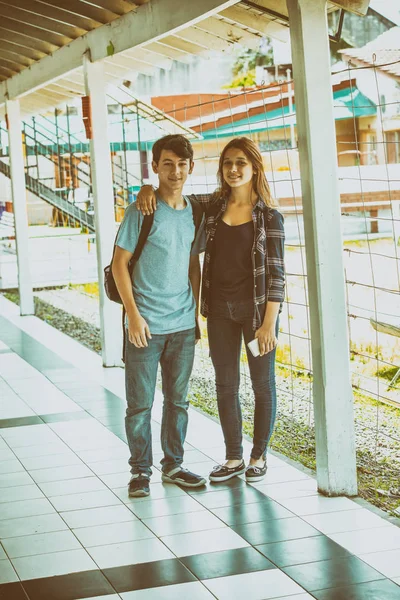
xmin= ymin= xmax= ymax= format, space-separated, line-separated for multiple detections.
xmin=83 ymin=55 xmax=122 ymax=367
xmin=287 ymin=0 xmax=357 ymax=495
xmin=6 ymin=98 xmax=34 ymax=316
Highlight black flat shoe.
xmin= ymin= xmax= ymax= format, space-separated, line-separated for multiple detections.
xmin=209 ymin=460 xmax=246 ymax=482
xmin=245 ymin=461 xmax=267 ymax=483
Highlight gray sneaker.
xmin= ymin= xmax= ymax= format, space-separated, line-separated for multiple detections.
xmin=128 ymin=474 xmax=150 ymax=497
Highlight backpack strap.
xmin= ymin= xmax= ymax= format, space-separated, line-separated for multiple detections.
xmin=128 ymin=212 xmax=155 ymax=276
xmin=122 ymin=212 xmax=154 ymax=362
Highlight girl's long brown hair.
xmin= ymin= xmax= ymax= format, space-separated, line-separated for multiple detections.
xmin=216 ymin=137 xmax=275 ymax=208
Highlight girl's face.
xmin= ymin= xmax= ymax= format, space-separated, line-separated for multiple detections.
xmin=222 ymin=147 xmax=255 ymax=190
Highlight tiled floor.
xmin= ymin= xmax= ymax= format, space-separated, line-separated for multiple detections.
xmin=0 ymin=296 xmax=400 ymax=600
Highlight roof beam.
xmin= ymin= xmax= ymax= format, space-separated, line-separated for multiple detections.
xmin=329 ymin=0 xmax=369 ymax=16
xmin=0 ymin=3 xmax=85 ymax=38
xmin=219 ymin=6 xmax=289 ymax=41
xmin=0 ymin=0 xmax=238 ymax=105
xmin=11 ymin=0 xmax=98 ymax=30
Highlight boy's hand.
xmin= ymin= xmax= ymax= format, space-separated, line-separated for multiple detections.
xmin=136 ymin=185 xmax=157 ymax=215
xmin=128 ymin=313 xmax=152 ymax=348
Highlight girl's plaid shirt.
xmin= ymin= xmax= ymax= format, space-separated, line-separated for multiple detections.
xmin=193 ymin=194 xmax=285 ymax=331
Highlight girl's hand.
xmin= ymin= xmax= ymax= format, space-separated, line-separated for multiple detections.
xmin=255 ymin=324 xmax=278 ymax=356
xmin=136 ymin=185 xmax=156 ymax=215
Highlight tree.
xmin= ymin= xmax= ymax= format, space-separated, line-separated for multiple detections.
xmin=225 ymin=39 xmax=274 ymax=88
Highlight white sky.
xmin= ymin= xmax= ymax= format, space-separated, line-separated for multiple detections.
xmin=369 ymin=0 xmax=400 ymax=25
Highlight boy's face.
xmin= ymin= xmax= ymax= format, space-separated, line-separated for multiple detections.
xmin=152 ymin=149 xmax=194 ymax=192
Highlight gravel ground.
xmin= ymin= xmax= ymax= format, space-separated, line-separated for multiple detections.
xmin=3 ymin=287 xmax=400 ymax=516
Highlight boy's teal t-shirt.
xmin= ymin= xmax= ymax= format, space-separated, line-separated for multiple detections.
xmin=116 ymin=197 xmax=203 ymax=335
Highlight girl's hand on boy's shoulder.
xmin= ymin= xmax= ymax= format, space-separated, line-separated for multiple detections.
xmin=136 ymin=185 xmax=157 ymax=215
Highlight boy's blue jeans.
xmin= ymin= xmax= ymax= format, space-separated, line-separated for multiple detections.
xmin=124 ymin=327 xmax=195 ymax=478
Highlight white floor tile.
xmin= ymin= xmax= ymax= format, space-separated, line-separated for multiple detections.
xmin=38 ymin=476 xmax=109 ymax=497
xmin=0 ymin=472 xmax=34 ymax=489
xmin=303 ymin=508 xmax=390 ymax=534
xmin=161 ymin=527 xmax=249 ymax=557
xmin=203 ymin=569 xmax=305 ymax=600
xmin=0 ymin=447 xmax=16 ymax=462
xmin=73 ymin=520 xmax=154 ymax=548
xmin=258 ymin=466 xmax=311 ymax=485
xmin=87 ymin=537 xmax=174 ymax=569
xmin=0 ymin=498 xmax=56 ymax=521
xmin=50 ymin=489 xmax=121 ymax=512
xmin=76 ymin=596 xmax=120 ymax=600
xmin=144 ymin=509 xmax=225 ymax=537
xmin=359 ymin=549 xmax=400 ymax=578
xmin=272 ymin=595 xmax=314 ymax=599
xmin=13 ymin=442 xmax=72 ymax=459
xmin=278 ymin=495 xmax=360 ymax=516
xmin=20 ymin=453 xmax=83 ymax=471
xmin=0 ymin=460 xmax=24 ymax=475
xmin=30 ymin=464 xmax=94 ymax=483
xmin=121 ymin=581 xmax=215 ymax=600
xmin=128 ymin=495 xmax=203 ymax=520
xmin=0 ymin=546 xmax=6 ymax=560
xmin=391 ymin=577 xmax=400 ymax=585
xmin=0 ymin=559 xmax=19 ymax=584
xmin=62 ymin=504 xmax=137 ymax=529
xmin=12 ymin=548 xmax=97 ymax=580
xmin=100 ymin=468 xmax=163 ymax=488
xmin=113 ymin=482 xmax=186 ymax=504
xmin=254 ymin=479 xmax=317 ymax=500
xmin=3 ymin=530 xmax=83 ymax=559
xmin=0 ymin=484 xmax=44 ymax=504
xmin=77 ymin=446 xmax=129 ymax=463
xmin=0 ymin=513 xmax=68 ymax=539
xmin=330 ymin=525 xmax=400 ymax=554
xmin=87 ymin=459 xmax=128 ymax=476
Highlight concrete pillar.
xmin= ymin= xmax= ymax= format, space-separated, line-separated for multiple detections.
xmin=83 ymin=54 xmax=122 ymax=367
xmin=5 ymin=98 xmax=34 ymax=316
xmin=287 ymin=0 xmax=358 ymax=495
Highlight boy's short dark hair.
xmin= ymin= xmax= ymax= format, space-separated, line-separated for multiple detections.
xmin=152 ymin=134 xmax=194 ymax=164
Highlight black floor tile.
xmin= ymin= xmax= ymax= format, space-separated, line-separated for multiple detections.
xmin=0 ymin=582 xmax=29 ymax=600
xmin=22 ymin=569 xmax=115 ymax=600
xmin=283 ymin=555 xmax=385 ymax=592
xmin=0 ymin=415 xmax=43 ymax=429
xmin=231 ymin=516 xmax=321 ymax=545
xmin=103 ymin=558 xmax=195 ymax=593
xmin=211 ymin=499 xmax=294 ymax=525
xmin=180 ymin=546 xmax=275 ymax=580
xmin=40 ymin=411 xmax=92 ymax=423
xmin=257 ymin=535 xmax=352 ymax=568
xmin=312 ymin=578 xmax=400 ymax=600
xmin=194 ymin=484 xmax=267 ymax=509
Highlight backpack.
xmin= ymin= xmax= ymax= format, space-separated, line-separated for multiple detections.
xmin=104 ymin=197 xmax=204 ymax=360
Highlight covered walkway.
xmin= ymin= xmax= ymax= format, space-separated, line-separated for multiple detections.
xmin=1 ymin=295 xmax=400 ymax=600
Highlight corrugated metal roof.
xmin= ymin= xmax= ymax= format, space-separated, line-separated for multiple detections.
xmin=340 ymin=26 xmax=400 ymax=79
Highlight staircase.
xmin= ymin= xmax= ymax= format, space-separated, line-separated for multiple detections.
xmin=0 ymin=160 xmax=95 ymax=232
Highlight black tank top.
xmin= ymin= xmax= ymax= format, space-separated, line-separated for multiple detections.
xmin=210 ymin=219 xmax=254 ymax=302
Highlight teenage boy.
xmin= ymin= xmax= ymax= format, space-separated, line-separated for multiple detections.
xmin=112 ymin=134 xmax=206 ymax=497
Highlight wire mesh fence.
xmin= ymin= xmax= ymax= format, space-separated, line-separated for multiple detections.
xmin=0 ymin=60 xmax=399 ymax=512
